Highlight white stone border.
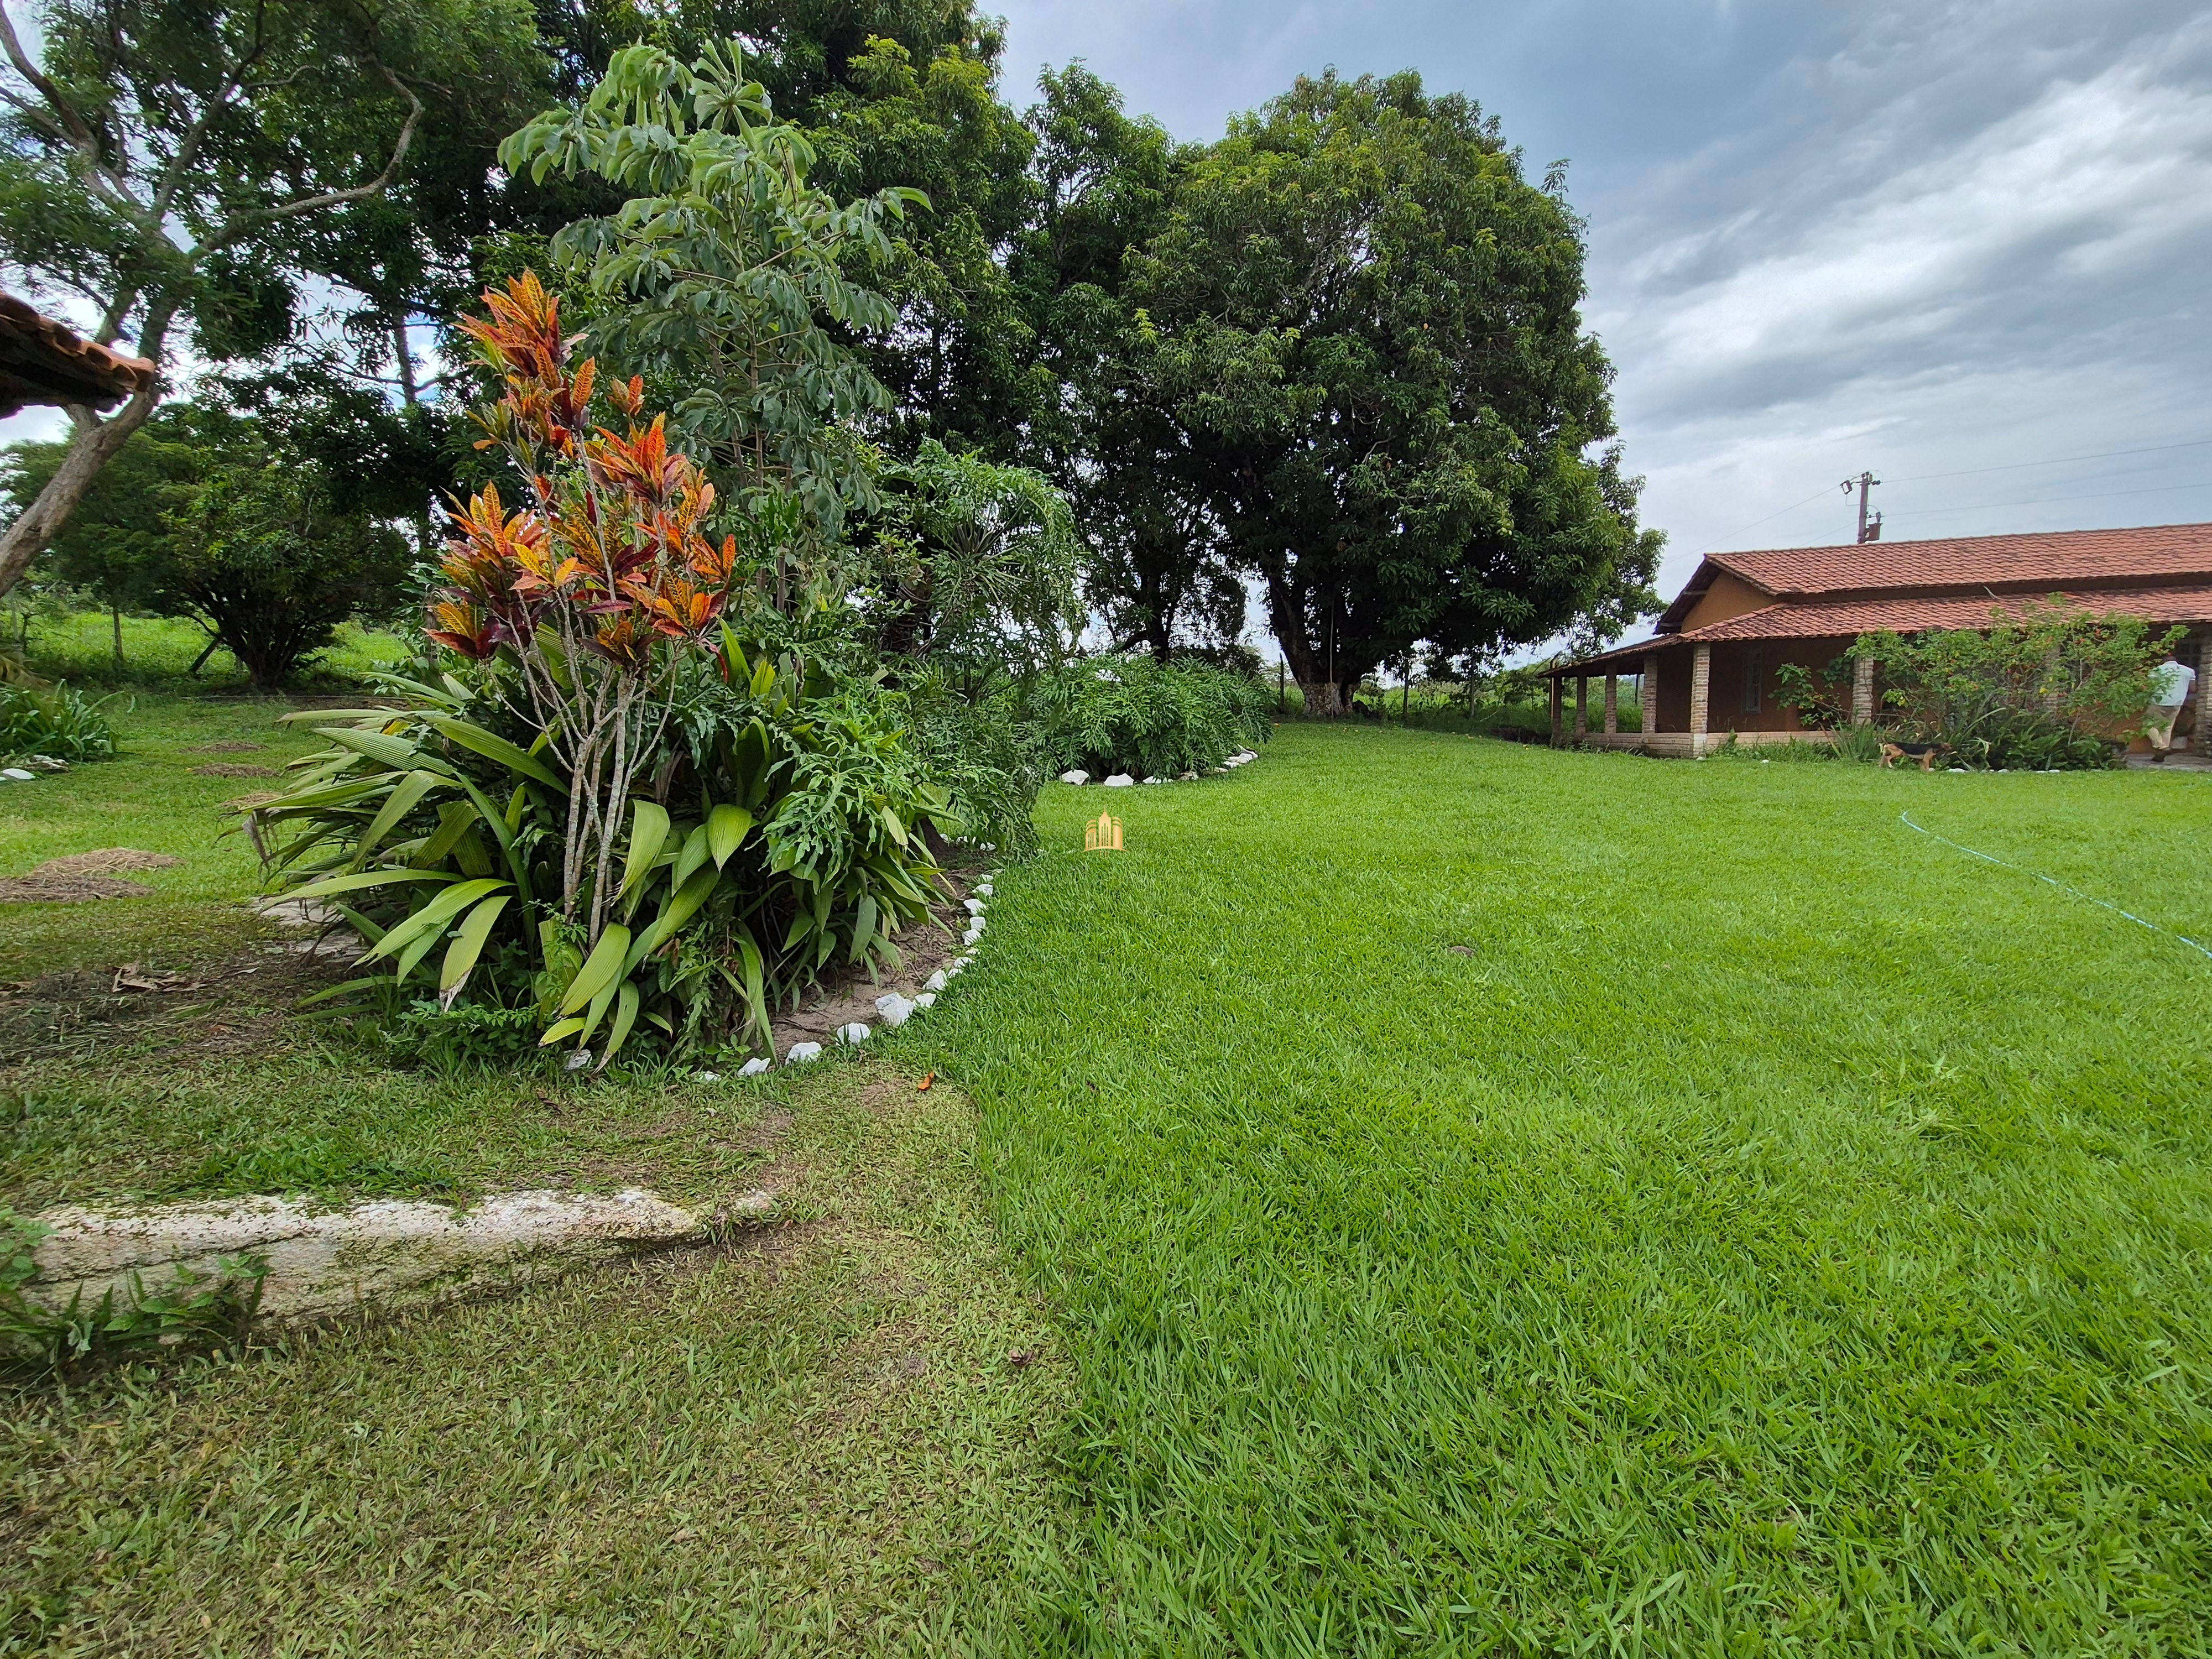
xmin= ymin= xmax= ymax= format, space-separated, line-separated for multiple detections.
xmin=1058 ymin=748 xmax=1262 ymax=788
xmin=766 ymin=870 xmax=998 ymax=1069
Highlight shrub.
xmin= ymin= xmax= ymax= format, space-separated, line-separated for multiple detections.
xmin=244 ymin=275 xmax=964 ymax=1067
xmin=1859 ymin=604 xmax=2176 ymax=770
xmin=0 ymin=680 xmax=118 ymax=763
xmin=1032 ymin=655 xmax=1273 ymax=778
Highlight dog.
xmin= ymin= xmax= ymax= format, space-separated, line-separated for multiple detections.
xmin=1879 ymin=741 xmax=1948 ymax=771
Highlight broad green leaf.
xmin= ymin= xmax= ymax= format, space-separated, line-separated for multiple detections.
xmin=599 ymin=981 xmax=641 ymax=1065
xmin=558 ymin=925 xmax=633 ymax=1016
xmin=749 ymin=654 xmax=775 ymax=697
xmin=415 ymin=800 xmax=481 ymax=867
xmin=630 ymin=866 xmax=721 ymax=963
xmin=622 ymin=801 xmax=671 ymax=903
xmin=287 ymin=869 xmax=465 ymax=902
xmin=577 ymin=975 xmax=620 ymax=1044
xmin=880 ymin=806 xmax=907 ymax=848
xmin=707 ymin=804 xmax=753 ymax=866
xmin=354 ymin=770 xmax=443 ymax=868
xmin=538 ymin=1015 xmax=588 ymax=1047
xmin=425 ymin=717 xmax=565 ymax=788
xmin=296 ymin=976 xmax=389 ymax=1009
xmin=333 ymin=903 xmax=386 ymax=945
xmin=849 ymin=893 xmax=878 ymax=964
xmin=439 ymin=893 xmax=512 ymax=1004
xmin=276 ymin=708 xmax=403 ymax=725
xmin=365 ymin=878 xmax=509 ymax=962
xmin=671 ymin=822 xmax=712 ymax=891
xmin=316 ymin=726 xmax=439 ymax=773
xmin=394 ymin=922 xmax=444 ymax=987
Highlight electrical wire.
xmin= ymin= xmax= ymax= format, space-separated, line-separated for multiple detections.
xmin=1900 ymin=811 xmax=2212 ymax=963
xmin=1886 ymin=436 xmax=2212 ymax=485
xmin=1884 ymin=478 xmax=2212 ymax=520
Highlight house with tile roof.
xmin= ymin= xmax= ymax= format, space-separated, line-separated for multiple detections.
xmin=1542 ymin=523 xmax=2212 ymax=756
xmin=0 ymin=293 xmax=155 ymax=416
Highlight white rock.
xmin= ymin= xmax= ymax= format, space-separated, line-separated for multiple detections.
xmin=786 ymin=1041 xmax=823 ymax=1064
xmin=963 ymin=897 xmax=986 ymax=914
xmin=24 ymin=1188 xmax=707 ymax=1326
xmin=874 ymin=993 xmax=916 ymax=1028
xmin=963 ymin=926 xmax=982 ymax=946
xmin=1103 ymin=774 xmax=1134 ymax=787
xmin=915 ymin=992 xmax=936 ymax=1009
xmin=695 ymin=1071 xmax=721 ymax=1083
xmin=562 ymin=1050 xmax=593 ymax=1072
xmin=924 ymin=969 xmax=948 ymax=992
xmin=975 ymin=882 xmax=992 ymax=896
xmin=1058 ymin=769 xmax=1089 ymax=786
xmin=1 ymin=767 xmax=36 ymax=782
xmin=945 ymin=958 xmax=966 ymax=977
xmin=738 ymin=1057 xmax=771 ymax=1077
xmin=837 ymin=1021 xmax=871 ymax=1045
xmin=251 ymin=895 xmax=342 ymax=930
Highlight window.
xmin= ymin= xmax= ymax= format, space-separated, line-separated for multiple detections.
xmin=1743 ymin=648 xmax=1762 ymax=713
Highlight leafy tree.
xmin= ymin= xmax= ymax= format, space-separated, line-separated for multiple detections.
xmin=1 ymin=413 xmax=202 ymax=628
xmin=160 ymin=439 xmax=412 ymax=689
xmin=872 ymin=438 xmax=1081 ymax=680
xmin=499 ymin=41 xmax=921 ymax=591
xmin=1125 ymin=71 xmax=1662 ymax=712
xmin=1011 ymin=67 xmax=1238 ymax=662
xmin=0 ymin=0 xmax=547 ymax=596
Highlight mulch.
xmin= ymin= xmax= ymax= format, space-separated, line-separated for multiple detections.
xmin=0 ymin=848 xmax=180 ymax=905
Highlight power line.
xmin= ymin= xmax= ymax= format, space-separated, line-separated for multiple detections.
xmin=1886 ymin=435 xmax=2212 ymax=485
xmin=1886 ymin=478 xmax=2212 ymax=519
xmin=1678 ymin=434 xmax=2212 ymax=555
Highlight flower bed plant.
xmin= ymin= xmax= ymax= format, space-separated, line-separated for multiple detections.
xmin=247 ymin=277 xmax=958 ymax=1067
xmin=1032 ymin=655 xmax=1272 ymax=780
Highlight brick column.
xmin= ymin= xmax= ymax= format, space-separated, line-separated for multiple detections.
xmin=1574 ymin=675 xmax=1588 ymax=738
xmin=2194 ymin=634 xmax=2211 ymax=750
xmin=1641 ymin=653 xmax=1659 ymax=742
xmin=1689 ymin=644 xmax=1711 ymax=755
xmin=1550 ymin=676 xmax=1562 ymax=743
xmin=1852 ymin=654 xmax=1875 ymax=725
xmin=1603 ymin=672 xmax=1619 ymax=735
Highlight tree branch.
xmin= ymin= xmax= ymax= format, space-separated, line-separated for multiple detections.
xmin=214 ymin=60 xmax=422 ymax=239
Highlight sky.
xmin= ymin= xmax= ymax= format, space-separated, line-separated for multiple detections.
xmin=990 ymin=0 xmax=2212 ymax=609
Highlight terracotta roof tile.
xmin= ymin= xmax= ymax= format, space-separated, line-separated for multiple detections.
xmin=0 ymin=292 xmax=156 ymax=416
xmin=1551 ymin=585 xmax=2212 ymax=674
xmin=1705 ymin=523 xmax=2212 ymax=596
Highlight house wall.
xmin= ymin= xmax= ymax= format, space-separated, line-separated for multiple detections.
xmin=1701 ymin=637 xmax=1860 ymax=733
xmin=1678 ymin=572 xmax=1775 ymax=632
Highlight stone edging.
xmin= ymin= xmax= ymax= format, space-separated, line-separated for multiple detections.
xmin=1056 ymin=748 xmax=1261 ymax=788
xmin=759 ymin=870 xmax=998 ymax=1071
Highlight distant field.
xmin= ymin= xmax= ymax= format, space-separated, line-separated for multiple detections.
xmin=11 ymin=609 xmax=408 ymax=690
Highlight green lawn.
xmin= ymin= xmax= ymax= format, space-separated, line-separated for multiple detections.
xmin=930 ymin=726 xmax=2212 ymax=1652
xmin=5 ymin=718 xmax=2210 ymax=1653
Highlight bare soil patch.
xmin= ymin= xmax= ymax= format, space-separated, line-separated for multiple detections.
xmin=186 ymin=740 xmax=267 ymax=753
xmin=0 ymin=874 xmax=156 ymax=904
xmin=768 ymin=874 xmax=973 ymax=1052
xmin=27 ymin=848 xmax=181 ymax=878
xmin=192 ymin=763 xmax=280 ymax=778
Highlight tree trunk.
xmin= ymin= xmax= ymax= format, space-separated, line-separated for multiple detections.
xmin=0 ymin=387 xmax=158 ymax=599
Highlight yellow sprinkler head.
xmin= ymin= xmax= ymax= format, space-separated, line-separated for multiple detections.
xmin=1084 ymin=811 xmax=1124 ymax=853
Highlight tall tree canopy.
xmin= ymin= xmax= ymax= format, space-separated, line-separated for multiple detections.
xmin=0 ymin=0 xmax=548 ymax=596
xmin=1115 ymin=71 xmax=1660 ymax=707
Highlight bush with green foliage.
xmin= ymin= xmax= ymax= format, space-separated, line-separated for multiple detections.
xmin=1859 ymin=605 xmax=2176 ymax=770
xmin=1032 ymin=655 xmax=1272 ymax=779
xmin=0 ymin=681 xmax=118 ymax=763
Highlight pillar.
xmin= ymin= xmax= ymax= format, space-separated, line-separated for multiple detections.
xmin=1550 ymin=676 xmax=1562 ymax=743
xmin=1603 ymin=672 xmax=1619 ymax=736
xmin=2194 ymin=635 xmax=2211 ymax=750
xmin=1852 ymin=655 xmax=1875 ymax=725
xmin=1689 ymin=644 xmax=1711 ymax=755
xmin=1574 ymin=675 xmax=1588 ymax=738
xmin=1641 ymin=653 xmax=1660 ymax=742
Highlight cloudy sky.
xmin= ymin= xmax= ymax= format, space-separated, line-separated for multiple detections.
xmin=993 ymin=0 xmax=2212 ymax=603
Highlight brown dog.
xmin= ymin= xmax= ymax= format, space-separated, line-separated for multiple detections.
xmin=1879 ymin=742 xmax=1946 ymax=771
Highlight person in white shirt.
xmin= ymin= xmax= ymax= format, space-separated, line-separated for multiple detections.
xmin=2145 ymin=649 xmax=2196 ymax=761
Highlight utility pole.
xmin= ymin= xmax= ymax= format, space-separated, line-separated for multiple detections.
xmin=1840 ymin=471 xmax=1882 ymax=543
